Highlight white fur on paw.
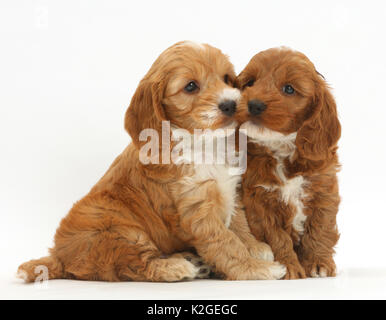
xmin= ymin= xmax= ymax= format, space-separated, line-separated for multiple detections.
xmin=269 ymin=263 xmax=287 ymax=280
xmin=181 ymin=261 xmax=200 ymax=281
xmin=311 ymin=267 xmax=328 ymax=278
xmin=16 ymin=270 xmax=28 ymax=281
xmin=258 ymin=248 xmax=274 ymax=262
xmin=319 ymin=268 xmax=327 ymax=278
xmin=311 ymin=270 xmax=319 ymax=278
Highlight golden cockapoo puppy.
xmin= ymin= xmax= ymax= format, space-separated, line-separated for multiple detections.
xmin=236 ymin=48 xmax=341 ymax=279
xmin=18 ymin=41 xmax=286 ymax=282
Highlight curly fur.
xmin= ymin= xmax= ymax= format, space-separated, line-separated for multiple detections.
xmin=236 ymin=47 xmax=341 ymax=279
xmin=17 ymin=42 xmax=285 ymax=283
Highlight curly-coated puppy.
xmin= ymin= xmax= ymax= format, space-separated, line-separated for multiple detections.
xmin=236 ymin=47 xmax=341 ymax=279
xmin=18 ymin=42 xmax=285 ymax=282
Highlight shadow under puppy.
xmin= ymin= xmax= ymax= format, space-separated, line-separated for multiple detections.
xmin=18 ymin=41 xmax=285 ymax=282
xmin=236 ymin=47 xmax=341 ymax=279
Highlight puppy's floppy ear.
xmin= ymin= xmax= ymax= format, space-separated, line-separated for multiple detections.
xmin=295 ymin=81 xmax=341 ymax=161
xmin=315 ymin=69 xmax=325 ymax=80
xmin=124 ymin=78 xmax=167 ymax=148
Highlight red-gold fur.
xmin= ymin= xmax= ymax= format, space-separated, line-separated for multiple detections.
xmin=236 ymin=48 xmax=341 ymax=279
xmin=18 ymin=42 xmax=285 ymax=283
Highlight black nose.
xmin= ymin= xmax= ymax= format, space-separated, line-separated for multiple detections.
xmin=218 ymin=100 xmax=236 ymax=116
xmin=248 ymin=99 xmax=267 ymax=116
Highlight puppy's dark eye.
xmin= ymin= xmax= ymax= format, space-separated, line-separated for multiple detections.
xmin=224 ymin=74 xmax=229 ymax=84
xmin=283 ymin=84 xmax=295 ymax=95
xmin=184 ymin=81 xmax=199 ymax=93
xmin=244 ymin=79 xmax=255 ymax=88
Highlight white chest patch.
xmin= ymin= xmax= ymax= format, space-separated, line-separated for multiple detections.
xmin=172 ymin=127 xmax=241 ymax=228
xmin=274 ymin=160 xmax=308 ymax=234
xmin=241 ymin=121 xmax=308 ymax=234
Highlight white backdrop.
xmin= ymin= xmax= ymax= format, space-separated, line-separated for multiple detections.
xmin=1 ymin=0 xmax=386 ymax=296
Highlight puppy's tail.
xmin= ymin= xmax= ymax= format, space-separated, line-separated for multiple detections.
xmin=17 ymin=255 xmax=64 ymax=283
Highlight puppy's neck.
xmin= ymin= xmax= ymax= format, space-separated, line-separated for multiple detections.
xmin=170 ymin=124 xmax=241 ymax=168
xmin=241 ymin=121 xmax=297 ymax=160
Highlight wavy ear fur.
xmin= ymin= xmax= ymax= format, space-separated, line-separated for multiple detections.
xmin=125 ymin=79 xmax=167 ymax=148
xmin=295 ymin=82 xmax=341 ymax=161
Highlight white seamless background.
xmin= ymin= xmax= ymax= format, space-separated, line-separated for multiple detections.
xmin=1 ymin=0 xmax=386 ymax=299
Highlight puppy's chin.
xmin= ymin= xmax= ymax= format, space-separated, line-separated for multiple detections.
xmin=240 ymin=120 xmax=286 ymax=141
xmin=219 ymin=120 xmax=238 ymax=135
xmin=199 ymin=116 xmax=238 ymax=137
xmin=240 ymin=120 xmax=297 ymax=155
xmin=172 ymin=119 xmax=237 ymax=137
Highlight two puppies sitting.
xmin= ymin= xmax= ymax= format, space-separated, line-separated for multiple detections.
xmin=18 ymin=41 xmax=340 ymax=282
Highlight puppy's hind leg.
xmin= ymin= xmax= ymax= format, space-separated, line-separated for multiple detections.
xmin=62 ymin=227 xmax=208 ymax=282
xmin=116 ymin=246 xmax=211 ymax=282
xmin=106 ymin=228 xmax=209 ymax=282
xmin=52 ymin=192 xmax=209 ymax=282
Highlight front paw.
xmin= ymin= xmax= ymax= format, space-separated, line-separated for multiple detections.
xmin=302 ymin=258 xmax=336 ymax=278
xmin=282 ymin=260 xmax=306 ymax=279
xmin=248 ymin=242 xmax=274 ymax=262
xmin=226 ymin=259 xmax=287 ymax=280
xmin=241 ymin=237 xmax=274 ymax=262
